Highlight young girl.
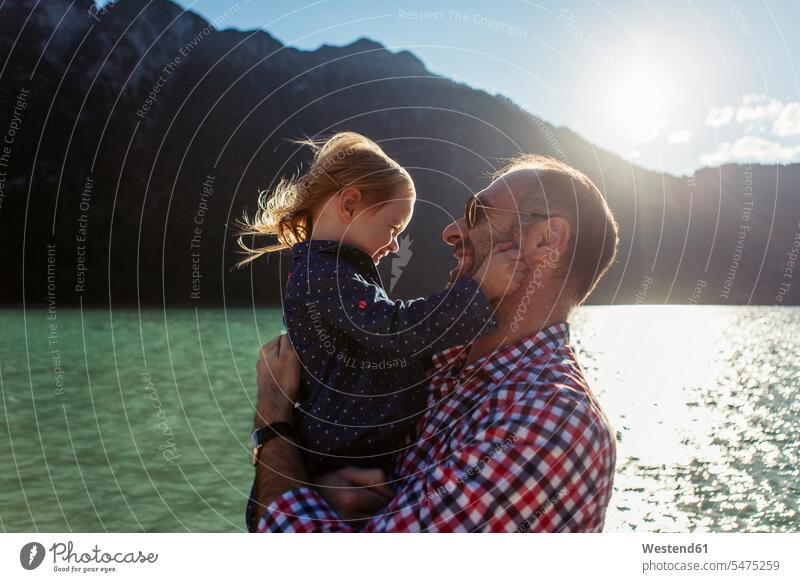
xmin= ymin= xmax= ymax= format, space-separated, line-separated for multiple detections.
xmin=239 ymin=132 xmax=525 ymax=477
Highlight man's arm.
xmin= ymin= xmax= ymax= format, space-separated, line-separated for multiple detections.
xmin=250 ymin=335 xmax=308 ymax=526
xmin=258 ymin=390 xmax=615 ymax=533
xmin=250 ymin=335 xmax=394 ymax=527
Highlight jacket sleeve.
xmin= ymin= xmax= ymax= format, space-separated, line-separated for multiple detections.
xmin=296 ymin=260 xmax=498 ymax=358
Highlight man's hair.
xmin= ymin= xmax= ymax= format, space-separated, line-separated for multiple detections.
xmin=494 ymin=155 xmax=619 ymax=305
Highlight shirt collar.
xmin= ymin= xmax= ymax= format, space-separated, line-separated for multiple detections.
xmin=432 ymin=322 xmax=571 ymax=382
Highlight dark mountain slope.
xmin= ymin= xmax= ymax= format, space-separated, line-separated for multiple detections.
xmin=0 ymin=0 xmax=797 ymax=306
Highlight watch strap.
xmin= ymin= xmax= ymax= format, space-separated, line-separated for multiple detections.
xmin=252 ymin=421 xmax=297 ymax=448
xmin=246 ymin=421 xmax=298 ymax=533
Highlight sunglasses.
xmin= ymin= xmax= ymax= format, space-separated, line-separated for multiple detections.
xmin=464 ymin=195 xmax=551 ymax=229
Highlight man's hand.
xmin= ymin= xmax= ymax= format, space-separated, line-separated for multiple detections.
xmin=254 ymin=334 xmax=301 ymax=428
xmin=315 ymin=467 xmax=395 ymax=522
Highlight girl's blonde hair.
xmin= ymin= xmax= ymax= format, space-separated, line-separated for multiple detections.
xmin=236 ymin=132 xmax=412 ymax=267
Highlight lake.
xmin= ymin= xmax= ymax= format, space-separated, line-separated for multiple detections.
xmin=0 ymin=306 xmax=798 ymax=532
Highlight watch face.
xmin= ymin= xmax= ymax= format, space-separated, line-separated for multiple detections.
xmin=251 ymin=429 xmax=259 ymax=447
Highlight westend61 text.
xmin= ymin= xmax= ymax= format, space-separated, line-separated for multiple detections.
xmin=642 ymin=543 xmax=708 ymax=554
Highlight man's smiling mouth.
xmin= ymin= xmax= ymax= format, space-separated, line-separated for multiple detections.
xmin=450 ymin=247 xmax=473 ymax=278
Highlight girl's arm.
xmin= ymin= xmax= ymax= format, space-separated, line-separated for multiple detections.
xmin=293 ymin=260 xmax=498 ymax=358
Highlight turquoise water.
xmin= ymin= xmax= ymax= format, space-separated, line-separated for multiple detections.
xmin=0 ymin=306 xmax=798 ymax=532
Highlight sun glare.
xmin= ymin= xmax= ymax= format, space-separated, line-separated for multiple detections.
xmin=610 ymin=70 xmax=671 ymax=143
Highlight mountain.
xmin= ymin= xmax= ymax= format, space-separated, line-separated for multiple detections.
xmin=1 ymin=0 xmax=798 ymax=307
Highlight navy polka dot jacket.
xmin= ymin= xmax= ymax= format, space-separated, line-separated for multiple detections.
xmin=284 ymin=239 xmax=499 ymax=476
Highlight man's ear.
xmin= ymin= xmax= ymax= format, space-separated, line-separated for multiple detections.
xmin=336 ymin=187 xmax=362 ymax=224
xmin=526 ymin=216 xmax=571 ymax=260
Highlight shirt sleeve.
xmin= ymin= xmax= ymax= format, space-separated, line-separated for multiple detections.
xmin=299 ymin=261 xmax=498 ymax=358
xmin=257 ymin=393 xmax=613 ymax=533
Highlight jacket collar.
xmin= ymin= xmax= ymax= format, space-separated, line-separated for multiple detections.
xmin=292 ymin=239 xmax=379 ymax=280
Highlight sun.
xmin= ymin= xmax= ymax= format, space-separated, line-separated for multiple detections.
xmin=610 ymin=69 xmax=671 ymax=144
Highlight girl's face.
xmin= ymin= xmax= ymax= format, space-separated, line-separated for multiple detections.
xmin=347 ymin=185 xmax=416 ymax=265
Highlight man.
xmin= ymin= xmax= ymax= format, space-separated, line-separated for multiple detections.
xmin=248 ymin=154 xmax=619 ymax=532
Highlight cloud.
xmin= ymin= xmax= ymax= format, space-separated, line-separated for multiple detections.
xmin=705 ymin=106 xmax=735 ymax=127
xmin=705 ymin=95 xmax=800 ymax=136
xmin=736 ymin=98 xmax=783 ymax=124
xmin=699 ymin=136 xmax=800 ymax=166
xmin=702 ymin=96 xmax=800 ymax=164
xmin=742 ymin=93 xmax=767 ymax=106
xmin=774 ymin=102 xmax=800 ymax=136
xmin=667 ymin=129 xmax=692 ymax=143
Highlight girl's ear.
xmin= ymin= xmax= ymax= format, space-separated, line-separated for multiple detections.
xmin=337 ymin=187 xmax=362 ymax=224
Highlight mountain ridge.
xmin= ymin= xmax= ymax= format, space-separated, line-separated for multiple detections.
xmin=1 ymin=0 xmax=798 ymax=307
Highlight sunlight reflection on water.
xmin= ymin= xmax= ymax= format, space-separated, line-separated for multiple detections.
xmin=572 ymin=305 xmax=800 ymax=532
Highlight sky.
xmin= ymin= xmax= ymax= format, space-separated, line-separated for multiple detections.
xmin=162 ymin=0 xmax=800 ymax=176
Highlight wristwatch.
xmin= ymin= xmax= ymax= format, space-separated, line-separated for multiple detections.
xmin=250 ymin=421 xmax=297 ymax=465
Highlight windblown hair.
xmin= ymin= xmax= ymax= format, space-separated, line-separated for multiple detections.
xmin=493 ymin=155 xmax=619 ymax=304
xmin=236 ymin=132 xmax=412 ymax=267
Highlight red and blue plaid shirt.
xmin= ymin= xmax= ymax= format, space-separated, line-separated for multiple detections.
xmin=257 ymin=322 xmax=616 ymax=532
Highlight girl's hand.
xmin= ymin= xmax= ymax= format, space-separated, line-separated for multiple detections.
xmin=315 ymin=467 xmax=395 ymax=522
xmin=473 ymin=242 xmax=527 ymax=299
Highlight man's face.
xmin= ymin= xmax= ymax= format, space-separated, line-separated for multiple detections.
xmin=442 ymin=173 xmax=529 ymax=287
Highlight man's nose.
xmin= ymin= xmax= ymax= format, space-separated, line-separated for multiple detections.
xmin=442 ymin=216 xmax=467 ymax=246
xmin=389 ymin=237 xmax=400 ymax=253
